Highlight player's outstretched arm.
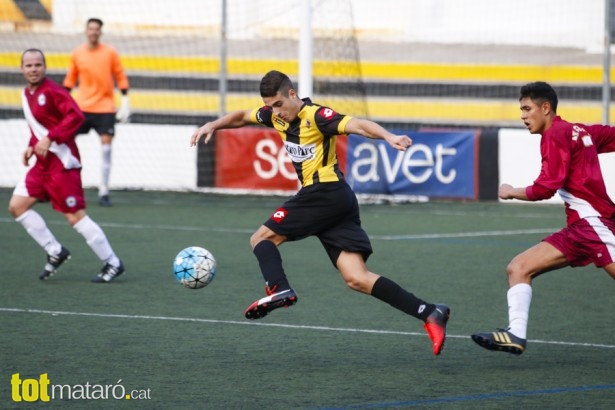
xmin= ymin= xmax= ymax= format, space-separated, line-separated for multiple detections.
xmin=344 ymin=117 xmax=412 ymax=151
xmin=190 ymin=110 xmax=253 ymax=146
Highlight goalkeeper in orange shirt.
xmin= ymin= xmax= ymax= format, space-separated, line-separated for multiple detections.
xmin=63 ymin=17 xmax=130 ymax=207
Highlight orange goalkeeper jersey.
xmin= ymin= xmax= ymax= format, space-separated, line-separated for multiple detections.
xmin=63 ymin=43 xmax=129 ymax=114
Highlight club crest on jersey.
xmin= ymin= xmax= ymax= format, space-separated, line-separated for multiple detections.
xmin=305 ymin=120 xmax=312 ymax=129
xmin=271 ymin=207 xmax=288 ymax=223
xmin=318 ymin=108 xmax=336 ymax=118
xmin=37 ymin=94 xmax=46 ymax=106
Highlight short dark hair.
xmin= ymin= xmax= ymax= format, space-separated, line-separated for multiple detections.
xmin=519 ymin=81 xmax=558 ymax=113
xmin=260 ymin=70 xmax=294 ymax=98
xmin=21 ymin=48 xmax=46 ymax=66
xmin=87 ymin=18 xmax=103 ymax=27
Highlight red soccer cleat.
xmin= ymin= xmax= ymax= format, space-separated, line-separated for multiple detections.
xmin=244 ymin=288 xmax=298 ymax=320
xmin=423 ymin=304 xmax=450 ymax=356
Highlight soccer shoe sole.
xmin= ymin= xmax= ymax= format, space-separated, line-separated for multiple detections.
xmin=244 ymin=289 xmax=298 ymax=320
xmin=471 ymin=331 xmax=526 ymax=355
xmin=423 ymin=304 xmax=450 ymax=356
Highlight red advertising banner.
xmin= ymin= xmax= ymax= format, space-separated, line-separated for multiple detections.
xmin=215 ymin=127 xmax=297 ymax=190
xmin=215 ymin=127 xmax=348 ymax=191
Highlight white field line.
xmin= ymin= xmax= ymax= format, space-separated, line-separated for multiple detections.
xmin=0 ymin=217 xmax=554 ymax=240
xmin=1 ymin=307 xmax=614 ymax=350
xmin=374 ymin=228 xmax=554 ymax=240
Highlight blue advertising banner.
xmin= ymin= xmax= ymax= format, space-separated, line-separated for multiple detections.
xmin=345 ymin=131 xmax=477 ymax=199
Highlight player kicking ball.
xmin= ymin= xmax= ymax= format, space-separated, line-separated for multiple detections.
xmin=191 ymin=70 xmax=450 ymax=356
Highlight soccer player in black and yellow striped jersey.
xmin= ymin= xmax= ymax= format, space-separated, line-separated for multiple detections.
xmin=191 ymin=70 xmax=450 ymax=356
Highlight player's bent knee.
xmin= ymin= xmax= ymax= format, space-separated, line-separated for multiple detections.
xmin=249 ymin=226 xmax=285 ymax=249
xmin=8 ymin=198 xmax=30 ymax=218
xmin=344 ymin=278 xmax=362 ymax=292
xmin=506 ymin=255 xmax=528 ymax=276
xmin=249 ymin=233 xmax=270 ymax=250
xmin=249 ymin=230 xmax=265 ymax=249
xmin=343 ymin=275 xmax=371 ymax=294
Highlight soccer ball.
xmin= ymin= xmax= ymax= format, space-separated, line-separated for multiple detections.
xmin=173 ymin=246 xmax=217 ymax=289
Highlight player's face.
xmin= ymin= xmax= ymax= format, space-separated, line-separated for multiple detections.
xmin=21 ymin=51 xmax=46 ymax=89
xmin=262 ymin=89 xmax=301 ymax=123
xmin=519 ymin=96 xmax=549 ymax=134
xmin=86 ymin=22 xmax=102 ymax=46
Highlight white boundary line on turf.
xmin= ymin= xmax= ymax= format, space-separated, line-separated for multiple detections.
xmin=1 ymin=307 xmax=614 ymax=350
xmin=0 ymin=217 xmax=555 ymax=240
xmin=374 ymin=228 xmax=554 ymax=240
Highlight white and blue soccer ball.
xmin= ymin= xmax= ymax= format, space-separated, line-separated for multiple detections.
xmin=173 ymin=246 xmax=217 ymax=289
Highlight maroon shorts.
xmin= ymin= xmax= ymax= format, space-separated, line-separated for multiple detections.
xmin=14 ymin=166 xmax=86 ymax=213
xmin=544 ymin=217 xmax=615 ymax=267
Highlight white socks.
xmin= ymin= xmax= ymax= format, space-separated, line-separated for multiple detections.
xmin=507 ymin=283 xmax=532 ymax=339
xmin=73 ymin=215 xmax=120 ymax=267
xmin=16 ymin=209 xmax=62 ymax=256
xmin=100 ymin=144 xmax=112 ymax=197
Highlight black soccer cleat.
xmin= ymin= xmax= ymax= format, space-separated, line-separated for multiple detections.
xmin=471 ymin=328 xmax=527 ymax=355
xmin=423 ymin=304 xmax=450 ymax=356
xmin=39 ymin=246 xmax=71 ymax=280
xmin=99 ymin=195 xmax=112 ymax=207
xmin=92 ymin=260 xmax=125 ymax=283
xmin=244 ymin=288 xmax=298 ymax=320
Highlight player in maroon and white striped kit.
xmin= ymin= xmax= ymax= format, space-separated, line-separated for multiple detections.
xmin=472 ymin=81 xmax=615 ymax=355
xmin=8 ymin=48 xmax=125 ymax=283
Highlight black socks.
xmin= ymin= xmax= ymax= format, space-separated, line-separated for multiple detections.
xmin=253 ymin=240 xmax=290 ymax=291
xmin=371 ymin=276 xmax=435 ymax=321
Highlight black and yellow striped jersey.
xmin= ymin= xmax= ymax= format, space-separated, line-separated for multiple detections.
xmin=250 ymin=98 xmax=352 ymax=187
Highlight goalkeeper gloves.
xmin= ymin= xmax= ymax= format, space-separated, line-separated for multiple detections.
xmin=116 ymin=95 xmax=130 ymax=123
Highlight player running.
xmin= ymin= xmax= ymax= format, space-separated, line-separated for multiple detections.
xmin=9 ymin=49 xmax=125 ymax=283
xmin=472 ymin=81 xmax=615 ymax=355
xmin=191 ymin=70 xmax=450 ymax=356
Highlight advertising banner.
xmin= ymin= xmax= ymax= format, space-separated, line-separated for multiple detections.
xmin=215 ymin=127 xmax=298 ymax=190
xmin=214 ymin=128 xmax=348 ymax=191
xmin=345 ymin=131 xmax=478 ymax=199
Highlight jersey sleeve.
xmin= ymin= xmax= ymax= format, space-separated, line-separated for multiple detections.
xmin=111 ymin=48 xmax=129 ymax=90
xmin=62 ymin=51 xmax=79 ymax=89
xmin=46 ymin=87 xmax=85 ymax=143
xmin=313 ymin=106 xmax=351 ymax=136
xmin=250 ymin=106 xmax=274 ymax=127
xmin=585 ymin=124 xmax=615 ymax=153
xmin=526 ymin=131 xmax=570 ymax=201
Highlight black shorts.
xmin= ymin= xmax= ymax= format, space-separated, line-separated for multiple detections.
xmin=264 ymin=181 xmax=373 ymax=267
xmin=78 ymin=112 xmax=116 ymax=137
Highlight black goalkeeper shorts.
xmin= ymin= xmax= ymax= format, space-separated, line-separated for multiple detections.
xmin=78 ymin=112 xmax=116 ymax=137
